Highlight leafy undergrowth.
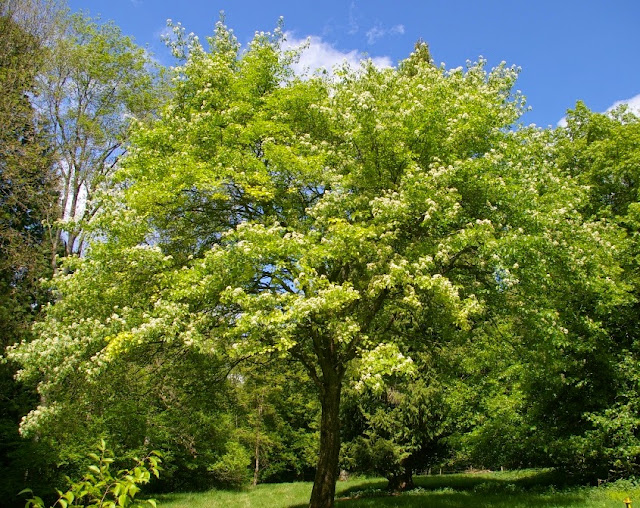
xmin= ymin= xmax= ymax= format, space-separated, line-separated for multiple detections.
xmin=157 ymin=470 xmax=640 ymax=508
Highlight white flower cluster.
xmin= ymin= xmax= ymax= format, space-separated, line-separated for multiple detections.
xmin=354 ymin=343 xmax=415 ymax=393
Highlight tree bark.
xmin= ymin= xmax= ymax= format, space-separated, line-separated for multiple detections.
xmin=387 ymin=468 xmax=414 ymax=492
xmin=253 ymin=395 xmax=263 ymax=487
xmin=309 ymin=376 xmax=342 ymax=508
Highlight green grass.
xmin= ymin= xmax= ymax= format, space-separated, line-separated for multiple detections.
xmin=157 ymin=470 xmax=640 ymax=508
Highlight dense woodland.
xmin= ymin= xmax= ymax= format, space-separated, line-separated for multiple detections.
xmin=1 ymin=1 xmax=640 ymax=508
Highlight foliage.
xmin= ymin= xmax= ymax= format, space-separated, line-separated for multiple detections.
xmin=444 ymin=322 xmax=543 ymax=470
xmin=208 ymin=441 xmax=251 ymax=488
xmin=9 ymin=17 xmax=633 ymax=507
xmin=0 ymin=1 xmax=61 ymax=504
xmin=22 ymin=440 xmax=161 ymax=508
xmin=0 ymin=3 xmax=168 ymax=501
xmin=549 ymin=103 xmax=640 ymax=480
xmin=341 ymin=354 xmax=450 ymax=490
xmin=0 ymin=0 xmax=56 ymax=330
xmin=233 ymin=363 xmax=319 ymax=485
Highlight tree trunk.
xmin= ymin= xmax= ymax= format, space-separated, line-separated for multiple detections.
xmin=387 ymin=468 xmax=414 ymax=491
xmin=253 ymin=396 xmax=263 ymax=487
xmin=253 ymin=437 xmax=260 ymax=487
xmin=309 ymin=377 xmax=342 ymax=508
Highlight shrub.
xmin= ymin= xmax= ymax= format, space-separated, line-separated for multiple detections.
xmin=21 ymin=440 xmax=161 ymax=508
xmin=208 ymin=441 xmax=251 ymax=488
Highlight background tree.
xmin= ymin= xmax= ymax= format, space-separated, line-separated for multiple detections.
xmin=0 ymin=4 xmax=168 ymax=503
xmin=0 ymin=0 xmax=56 ymax=335
xmin=549 ymin=103 xmax=640 ymax=480
xmin=36 ymin=11 xmax=165 ymax=270
xmin=341 ymin=351 xmax=450 ymax=491
xmin=234 ymin=362 xmax=319 ymax=486
xmin=444 ymin=318 xmax=549 ymax=471
xmin=0 ymin=1 xmax=61 ymax=503
xmin=436 ymin=111 xmax=638 ymax=480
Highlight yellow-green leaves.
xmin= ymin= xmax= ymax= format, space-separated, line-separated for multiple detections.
xmin=17 ymin=19 xmax=528 ymax=386
xmin=11 ymin=21 xmax=620 ymax=479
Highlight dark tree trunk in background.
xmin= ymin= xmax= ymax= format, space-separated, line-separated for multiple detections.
xmin=387 ymin=468 xmax=415 ymax=492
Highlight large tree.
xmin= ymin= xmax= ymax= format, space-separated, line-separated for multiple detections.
xmin=9 ymin=22 xmax=628 ymax=508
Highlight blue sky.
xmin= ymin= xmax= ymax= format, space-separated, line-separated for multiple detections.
xmin=68 ymin=0 xmax=640 ymax=127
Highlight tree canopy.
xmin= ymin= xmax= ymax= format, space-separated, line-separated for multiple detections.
xmin=8 ymin=18 xmax=636 ymax=508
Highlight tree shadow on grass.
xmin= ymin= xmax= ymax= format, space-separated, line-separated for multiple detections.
xmin=332 ymin=490 xmax=590 ymax=508
xmin=289 ymin=490 xmax=589 ymax=508
xmin=412 ymin=469 xmax=566 ymax=491
xmin=288 ymin=471 xmax=586 ymax=508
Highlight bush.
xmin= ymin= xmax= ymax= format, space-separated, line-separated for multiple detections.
xmin=21 ymin=440 xmax=161 ymax=508
xmin=208 ymin=442 xmax=251 ymax=488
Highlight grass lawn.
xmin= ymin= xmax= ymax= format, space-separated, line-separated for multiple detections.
xmin=157 ymin=470 xmax=640 ymax=508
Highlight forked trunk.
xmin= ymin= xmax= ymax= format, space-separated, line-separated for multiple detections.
xmin=309 ymin=379 xmax=342 ymax=508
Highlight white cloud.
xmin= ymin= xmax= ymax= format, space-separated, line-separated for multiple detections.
xmin=365 ymin=24 xmax=405 ymax=45
xmin=283 ymin=32 xmax=393 ymax=76
xmin=558 ymin=93 xmax=640 ymax=127
xmin=149 ymin=27 xmax=393 ymax=77
xmin=606 ymin=93 xmax=640 ymax=115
